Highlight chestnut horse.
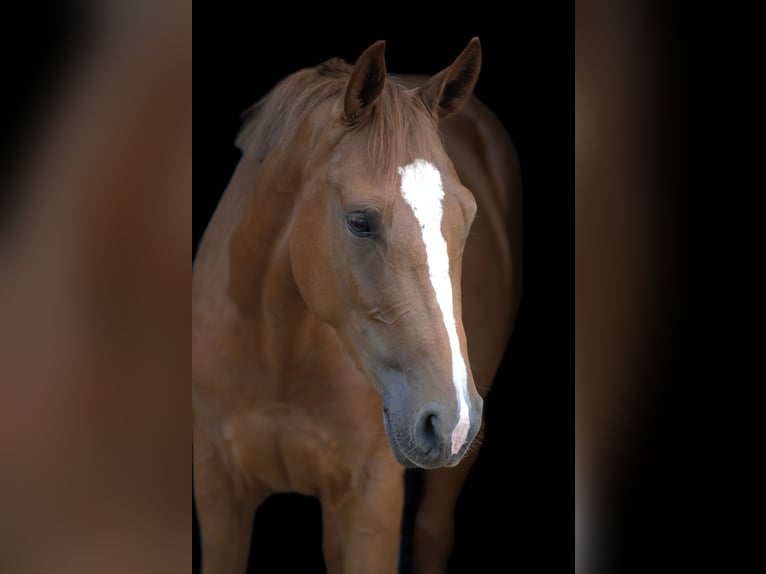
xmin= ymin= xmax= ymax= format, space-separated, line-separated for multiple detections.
xmin=193 ymin=38 xmax=522 ymax=573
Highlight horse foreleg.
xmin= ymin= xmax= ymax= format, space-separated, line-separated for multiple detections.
xmin=413 ymin=447 xmax=480 ymax=574
xmin=321 ymin=466 xmax=404 ymax=574
xmin=194 ymin=429 xmax=265 ymax=574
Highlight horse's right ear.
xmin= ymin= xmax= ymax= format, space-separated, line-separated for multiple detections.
xmin=344 ymin=41 xmax=387 ymax=122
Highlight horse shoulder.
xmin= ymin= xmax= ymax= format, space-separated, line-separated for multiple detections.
xmin=442 ymin=96 xmax=521 ymax=220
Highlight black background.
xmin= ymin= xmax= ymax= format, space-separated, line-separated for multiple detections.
xmin=193 ymin=6 xmax=573 ymax=574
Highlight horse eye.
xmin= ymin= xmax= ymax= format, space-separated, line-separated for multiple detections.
xmin=346 ymin=213 xmax=371 ymax=237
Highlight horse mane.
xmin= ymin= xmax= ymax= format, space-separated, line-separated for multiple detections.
xmin=235 ymin=57 xmax=439 ymax=177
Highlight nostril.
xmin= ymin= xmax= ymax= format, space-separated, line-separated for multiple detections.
xmin=414 ymin=407 xmax=442 ymax=456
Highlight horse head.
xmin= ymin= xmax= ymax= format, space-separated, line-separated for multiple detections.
xmin=285 ymin=39 xmax=484 ymax=468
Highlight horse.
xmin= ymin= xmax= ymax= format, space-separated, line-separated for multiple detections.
xmin=192 ymin=38 xmax=522 ymax=574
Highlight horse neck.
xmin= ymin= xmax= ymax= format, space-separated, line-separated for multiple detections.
xmin=201 ymin=154 xmax=326 ymax=369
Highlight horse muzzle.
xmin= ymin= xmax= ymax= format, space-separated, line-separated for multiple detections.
xmin=382 ymin=395 xmax=483 ymax=469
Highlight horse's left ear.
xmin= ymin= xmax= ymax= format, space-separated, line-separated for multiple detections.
xmin=418 ymin=37 xmax=482 ymax=119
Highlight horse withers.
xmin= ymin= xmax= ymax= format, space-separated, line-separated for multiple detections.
xmin=193 ymin=38 xmax=522 ymax=573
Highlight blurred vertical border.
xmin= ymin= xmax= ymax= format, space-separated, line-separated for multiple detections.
xmin=0 ymin=2 xmax=190 ymax=573
xmin=577 ymin=0 xmax=698 ymax=571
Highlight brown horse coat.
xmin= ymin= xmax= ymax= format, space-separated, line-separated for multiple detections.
xmin=193 ymin=39 xmax=521 ymax=574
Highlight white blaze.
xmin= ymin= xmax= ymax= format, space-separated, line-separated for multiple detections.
xmin=398 ymin=159 xmax=470 ymax=456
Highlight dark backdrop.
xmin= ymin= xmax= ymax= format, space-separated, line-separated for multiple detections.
xmin=193 ymin=7 xmax=573 ymax=574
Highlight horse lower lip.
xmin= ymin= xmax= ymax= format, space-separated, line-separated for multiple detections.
xmin=383 ymin=411 xmax=416 ymax=468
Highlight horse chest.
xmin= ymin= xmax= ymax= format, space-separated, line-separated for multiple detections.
xmin=223 ymin=389 xmax=377 ymax=497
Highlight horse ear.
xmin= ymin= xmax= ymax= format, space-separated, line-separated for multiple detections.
xmin=344 ymin=40 xmax=387 ymax=122
xmin=418 ymin=37 xmax=482 ymax=119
